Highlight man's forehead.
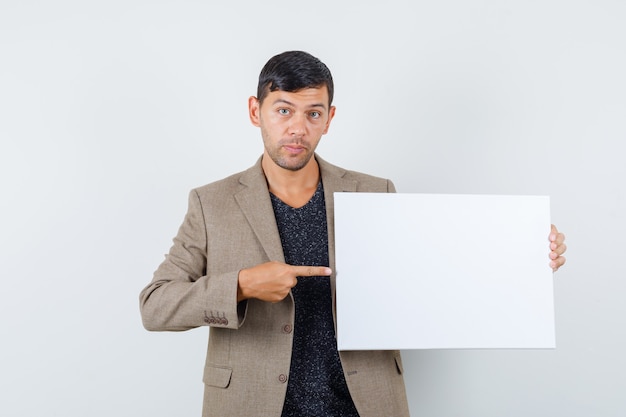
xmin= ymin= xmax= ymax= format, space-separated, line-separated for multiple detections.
xmin=266 ymin=87 xmax=329 ymax=108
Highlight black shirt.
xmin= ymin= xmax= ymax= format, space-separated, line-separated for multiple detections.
xmin=271 ymin=182 xmax=359 ymax=417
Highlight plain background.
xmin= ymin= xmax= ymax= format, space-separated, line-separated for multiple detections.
xmin=1 ymin=1 xmax=624 ymax=416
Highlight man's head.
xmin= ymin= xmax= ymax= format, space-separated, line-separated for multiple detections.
xmin=249 ymin=51 xmax=336 ymax=173
xmin=256 ymin=50 xmax=334 ymax=108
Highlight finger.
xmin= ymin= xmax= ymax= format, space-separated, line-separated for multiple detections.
xmin=555 ymin=232 xmax=565 ymax=246
xmin=550 ymin=256 xmax=566 ymax=271
xmin=291 ymin=265 xmax=332 ymax=277
xmin=287 ymin=275 xmax=298 ymax=288
xmin=549 ymin=224 xmax=559 ymax=242
xmin=549 ymin=229 xmax=565 ymax=246
xmin=555 ymin=242 xmax=567 ymax=256
xmin=549 ymin=241 xmax=567 ymax=259
xmin=550 ymin=236 xmax=566 ymax=251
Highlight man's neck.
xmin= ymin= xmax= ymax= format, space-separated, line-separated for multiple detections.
xmin=262 ymin=155 xmax=320 ymax=209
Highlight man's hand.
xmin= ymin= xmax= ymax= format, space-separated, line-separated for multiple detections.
xmin=549 ymin=224 xmax=567 ymax=272
xmin=237 ymin=261 xmax=332 ymax=302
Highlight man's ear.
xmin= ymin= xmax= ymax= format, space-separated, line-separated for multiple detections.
xmin=323 ymin=105 xmax=336 ymax=134
xmin=248 ymin=96 xmax=261 ymax=127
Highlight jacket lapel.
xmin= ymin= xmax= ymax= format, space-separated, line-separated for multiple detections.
xmin=317 ymin=155 xmax=358 ymax=326
xmin=317 ymin=156 xmax=357 ymax=269
xmin=232 ymin=154 xmax=357 ymax=294
xmin=234 ymin=158 xmax=285 ymax=263
xmin=233 ymin=154 xmax=391 ymax=349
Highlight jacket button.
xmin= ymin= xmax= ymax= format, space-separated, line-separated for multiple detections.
xmin=282 ymin=324 xmax=292 ymax=333
xmin=278 ymin=374 xmax=288 ymax=383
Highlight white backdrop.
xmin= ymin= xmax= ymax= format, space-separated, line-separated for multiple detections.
xmin=1 ymin=1 xmax=624 ymax=416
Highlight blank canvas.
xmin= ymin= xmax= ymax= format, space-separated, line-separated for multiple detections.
xmin=334 ymin=193 xmax=555 ymax=350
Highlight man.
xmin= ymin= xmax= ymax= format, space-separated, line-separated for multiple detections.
xmin=140 ymin=50 xmax=567 ymax=417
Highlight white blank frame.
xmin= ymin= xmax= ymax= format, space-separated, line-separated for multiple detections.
xmin=334 ymin=193 xmax=555 ymax=351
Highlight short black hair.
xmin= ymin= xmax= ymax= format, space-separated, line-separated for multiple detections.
xmin=256 ymin=50 xmax=334 ymax=106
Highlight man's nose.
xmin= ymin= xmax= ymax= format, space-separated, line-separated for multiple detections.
xmin=288 ymin=114 xmax=306 ymax=137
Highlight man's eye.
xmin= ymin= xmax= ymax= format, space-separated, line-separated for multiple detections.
xmin=309 ymin=111 xmax=320 ymax=119
xmin=278 ymin=109 xmax=290 ymax=115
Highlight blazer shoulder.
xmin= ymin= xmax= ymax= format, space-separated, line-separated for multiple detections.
xmin=342 ymin=168 xmax=389 ymax=183
xmin=191 ymin=161 xmax=262 ymax=199
xmin=192 ymin=172 xmax=244 ymax=197
xmin=346 ymin=170 xmax=395 ymax=192
xmin=318 ymin=156 xmax=395 ymax=193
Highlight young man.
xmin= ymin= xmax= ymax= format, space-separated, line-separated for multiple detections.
xmin=140 ymin=51 xmax=567 ymax=417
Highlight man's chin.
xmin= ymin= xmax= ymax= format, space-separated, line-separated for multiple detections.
xmin=275 ymin=154 xmax=313 ymax=172
xmin=280 ymin=162 xmax=308 ymax=172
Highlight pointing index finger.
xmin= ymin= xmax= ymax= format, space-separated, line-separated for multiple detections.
xmin=292 ymin=265 xmax=332 ymax=277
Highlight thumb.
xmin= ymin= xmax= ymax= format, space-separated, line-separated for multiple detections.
xmin=550 ymin=224 xmax=558 ymax=241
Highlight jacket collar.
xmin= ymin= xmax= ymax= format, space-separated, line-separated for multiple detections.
xmin=233 ymin=156 xmax=284 ymax=262
xmin=233 ymin=153 xmax=356 ymax=266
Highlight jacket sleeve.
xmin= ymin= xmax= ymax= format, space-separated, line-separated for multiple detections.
xmin=139 ymin=189 xmax=245 ymax=331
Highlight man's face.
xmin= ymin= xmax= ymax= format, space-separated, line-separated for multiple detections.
xmin=248 ymin=87 xmax=336 ymax=171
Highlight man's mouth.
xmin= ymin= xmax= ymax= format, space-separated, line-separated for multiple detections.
xmin=283 ymin=144 xmax=306 ymax=154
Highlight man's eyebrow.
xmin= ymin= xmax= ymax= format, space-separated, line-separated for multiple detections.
xmin=272 ymin=98 xmax=327 ymax=110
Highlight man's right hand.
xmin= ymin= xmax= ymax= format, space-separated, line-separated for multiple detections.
xmin=237 ymin=261 xmax=332 ymax=302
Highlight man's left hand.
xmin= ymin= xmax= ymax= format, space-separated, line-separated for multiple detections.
xmin=549 ymin=224 xmax=567 ymax=272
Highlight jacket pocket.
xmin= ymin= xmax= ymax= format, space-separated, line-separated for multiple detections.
xmin=203 ymin=365 xmax=233 ymax=388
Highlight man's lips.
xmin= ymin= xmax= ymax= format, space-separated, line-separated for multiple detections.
xmin=283 ymin=144 xmax=307 ymax=154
